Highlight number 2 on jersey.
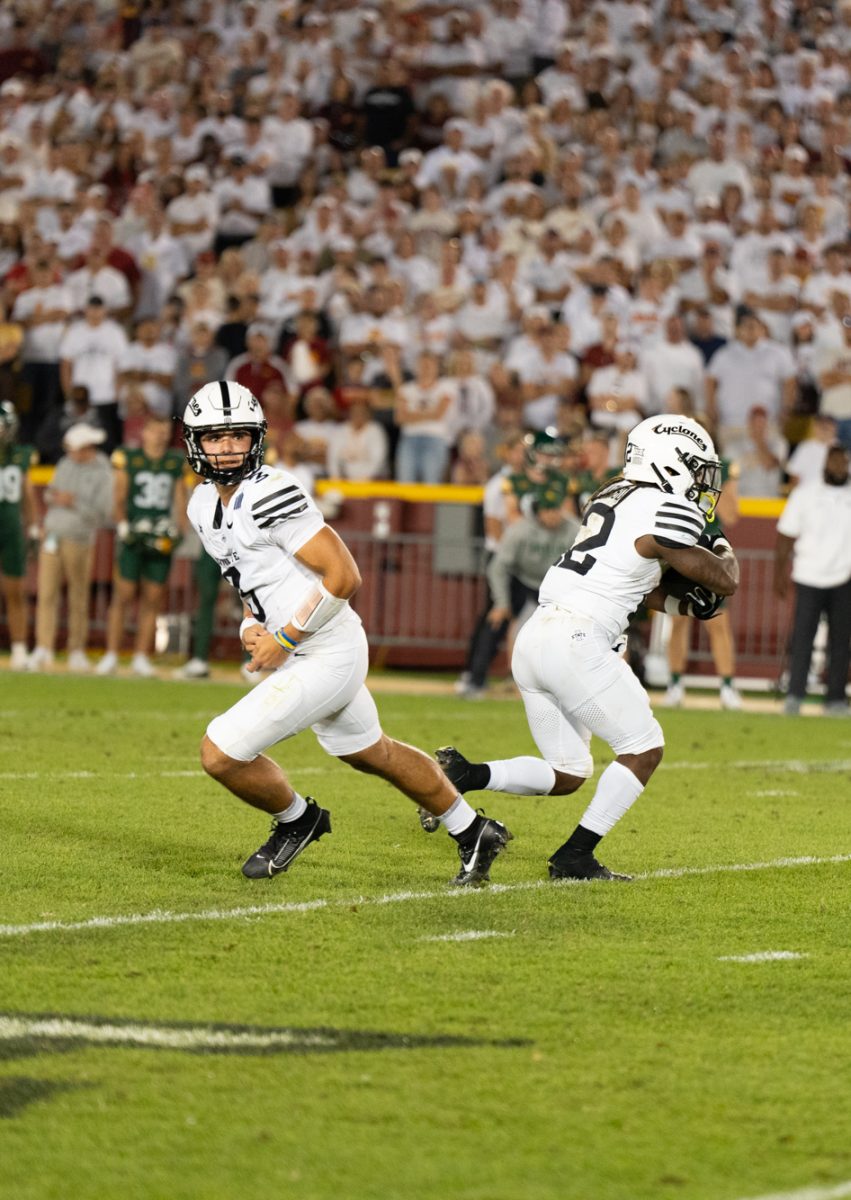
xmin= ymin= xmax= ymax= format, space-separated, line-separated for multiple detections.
xmin=556 ymin=502 xmax=615 ymax=576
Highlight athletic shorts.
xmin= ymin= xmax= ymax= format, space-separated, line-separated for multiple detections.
xmin=117 ymin=541 xmax=173 ymax=585
xmin=206 ymin=612 xmax=382 ymax=762
xmin=511 ymin=604 xmax=664 ymax=777
xmin=0 ymin=514 xmax=25 ymax=577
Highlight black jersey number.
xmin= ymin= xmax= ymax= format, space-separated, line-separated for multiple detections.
xmin=222 ymin=566 xmax=267 ymax=622
xmin=555 ymin=502 xmax=615 ymax=576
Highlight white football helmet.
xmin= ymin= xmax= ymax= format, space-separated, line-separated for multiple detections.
xmin=183 ymin=380 xmax=267 ymax=484
xmin=622 ymin=416 xmax=723 ymax=518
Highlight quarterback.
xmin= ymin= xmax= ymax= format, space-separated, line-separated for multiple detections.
xmin=183 ymin=380 xmax=511 ymax=885
xmin=437 ymin=416 xmax=739 ymax=881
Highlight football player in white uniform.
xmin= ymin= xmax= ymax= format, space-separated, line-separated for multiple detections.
xmin=183 ymin=381 xmax=512 ymax=884
xmin=436 ymin=416 xmax=739 ymax=881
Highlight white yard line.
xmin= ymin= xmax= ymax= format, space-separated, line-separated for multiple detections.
xmin=0 ymin=767 xmax=330 ymax=781
xmin=0 ymin=757 xmax=849 ymax=786
xmin=718 ymin=951 xmax=808 ymax=963
xmin=0 ymin=1015 xmax=334 ymax=1051
xmin=2 ymin=852 xmax=850 ymax=941
xmin=735 ymin=1180 xmax=851 ymax=1200
xmin=421 ymin=930 xmax=515 ymax=943
xmin=666 ymin=759 xmax=851 ymax=774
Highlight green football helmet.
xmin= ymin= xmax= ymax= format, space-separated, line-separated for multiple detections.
xmin=524 ymin=430 xmax=569 ymax=468
xmin=0 ymin=400 xmax=19 ymax=446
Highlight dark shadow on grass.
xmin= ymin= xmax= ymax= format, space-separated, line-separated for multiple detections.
xmin=0 ymin=1012 xmax=531 ymax=1058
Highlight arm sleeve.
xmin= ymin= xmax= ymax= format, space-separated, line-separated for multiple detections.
xmin=486 ymin=526 xmax=521 ymax=608
xmin=651 ymin=496 xmax=705 ymax=549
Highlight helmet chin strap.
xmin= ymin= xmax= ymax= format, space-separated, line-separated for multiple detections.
xmin=650 ymin=462 xmax=674 ymax=492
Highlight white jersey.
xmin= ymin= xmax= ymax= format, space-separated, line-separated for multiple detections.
xmin=187 ymin=466 xmax=356 ymax=638
xmin=538 ymin=480 xmax=704 ymax=643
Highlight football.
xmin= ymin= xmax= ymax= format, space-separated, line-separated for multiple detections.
xmin=661 ymin=566 xmax=695 ymax=600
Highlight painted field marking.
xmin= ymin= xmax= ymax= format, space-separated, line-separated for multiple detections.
xmin=735 ymin=1179 xmax=851 ymax=1200
xmin=666 ymin=759 xmax=851 ymax=774
xmin=0 ymin=766 xmax=330 ymax=782
xmin=1 ymin=757 xmax=849 ymax=787
xmin=0 ymin=1015 xmax=334 ymax=1052
xmin=718 ymin=951 xmax=808 ymax=963
xmin=2 ymin=852 xmax=851 ymax=941
xmin=421 ymin=930 xmax=515 ymax=943
xmin=749 ymin=790 xmax=801 ymax=798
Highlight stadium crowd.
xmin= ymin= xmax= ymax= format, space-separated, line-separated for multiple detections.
xmin=1 ymin=0 xmax=850 ymax=694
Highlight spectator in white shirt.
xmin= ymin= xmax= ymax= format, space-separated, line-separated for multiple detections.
xmin=65 ymin=244 xmax=132 ymax=320
xmin=394 ymin=352 xmax=456 ymax=484
xmin=641 ymin=313 xmax=705 ymax=415
xmin=814 ymin=314 xmax=851 ymax=449
xmin=166 ymin=166 xmax=219 ymax=265
xmin=800 ymin=242 xmax=851 ymax=315
xmin=516 ymin=321 xmax=578 ymax=430
xmin=117 ymin=317 xmax=177 ymax=422
xmin=59 ymin=297 xmax=129 ymax=451
xmin=724 ymin=405 xmax=787 ymax=496
xmin=213 ymin=153 xmax=272 ymax=254
xmin=587 ymin=342 xmax=648 ymax=440
xmin=447 ymin=348 xmax=496 ymax=443
xmin=12 ymin=257 xmax=71 ymax=416
xmin=741 ymin=247 xmax=800 ymax=344
xmin=706 ymin=307 xmax=797 ymax=446
xmin=327 ymin=399 xmax=388 ymax=480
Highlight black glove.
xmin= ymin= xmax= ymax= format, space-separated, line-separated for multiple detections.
xmin=683 ymin=584 xmax=725 ymax=620
xmin=698 ymin=527 xmax=732 ymax=554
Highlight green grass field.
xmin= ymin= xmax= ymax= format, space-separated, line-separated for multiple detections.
xmin=2 ymin=672 xmax=851 ymax=1200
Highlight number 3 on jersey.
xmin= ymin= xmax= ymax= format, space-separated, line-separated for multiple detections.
xmin=222 ymin=565 xmax=267 ymax=622
xmin=556 ymin=501 xmax=615 ymax=576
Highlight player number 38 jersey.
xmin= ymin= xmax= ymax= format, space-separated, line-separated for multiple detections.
xmin=187 ymin=466 xmax=355 ymax=638
xmin=538 ymin=479 xmax=705 ymax=642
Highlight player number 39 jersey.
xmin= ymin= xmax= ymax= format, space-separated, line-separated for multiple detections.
xmin=187 ymin=466 xmax=355 ymax=638
xmin=538 ymin=479 xmax=705 ymax=642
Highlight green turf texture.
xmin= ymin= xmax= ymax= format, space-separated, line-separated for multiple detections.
xmin=2 ymin=674 xmax=851 ymax=1200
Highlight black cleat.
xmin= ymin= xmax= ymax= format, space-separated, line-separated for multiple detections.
xmin=548 ymin=850 xmax=632 ymax=882
xmin=417 ymin=806 xmax=441 ymax=834
xmin=435 ymin=746 xmax=490 ymax=794
xmin=452 ymin=816 xmax=513 ymax=887
xmin=242 ymin=798 xmax=331 ymax=878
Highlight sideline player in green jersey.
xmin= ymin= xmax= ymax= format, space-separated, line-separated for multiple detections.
xmin=0 ymin=401 xmax=37 ymax=670
xmin=96 ymin=413 xmax=187 ymax=677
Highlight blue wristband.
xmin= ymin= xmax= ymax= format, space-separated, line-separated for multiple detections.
xmin=273 ymin=629 xmax=298 ymax=652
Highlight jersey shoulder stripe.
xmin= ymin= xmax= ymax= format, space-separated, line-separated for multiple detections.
xmin=251 ymin=484 xmax=302 ymax=515
xmin=255 ymin=501 xmax=309 ymax=529
xmin=657 ymin=497 xmax=703 ymax=522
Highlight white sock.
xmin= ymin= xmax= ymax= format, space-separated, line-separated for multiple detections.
xmin=11 ymin=641 xmax=25 ymax=654
xmin=486 ymin=757 xmax=556 ymax=796
xmin=439 ymin=795 xmax=478 ymax=836
xmin=274 ymin=791 xmax=308 ymax=823
xmin=578 ymin=762 xmax=644 ymax=836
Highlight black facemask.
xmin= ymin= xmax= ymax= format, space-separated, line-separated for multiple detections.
xmin=824 ymin=468 xmax=849 ymax=487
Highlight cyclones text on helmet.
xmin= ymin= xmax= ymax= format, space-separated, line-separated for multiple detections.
xmin=183 ymin=380 xmax=267 ymax=485
xmin=622 ymin=415 xmax=723 ymax=520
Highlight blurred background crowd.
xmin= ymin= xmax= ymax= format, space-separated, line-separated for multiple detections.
xmin=0 ymin=0 xmax=847 ymax=490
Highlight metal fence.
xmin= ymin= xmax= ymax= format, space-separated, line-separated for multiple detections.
xmin=4 ymin=531 xmax=793 ymax=679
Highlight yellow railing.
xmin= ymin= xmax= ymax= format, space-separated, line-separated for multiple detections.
xmin=28 ymin=466 xmax=786 ymax=516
